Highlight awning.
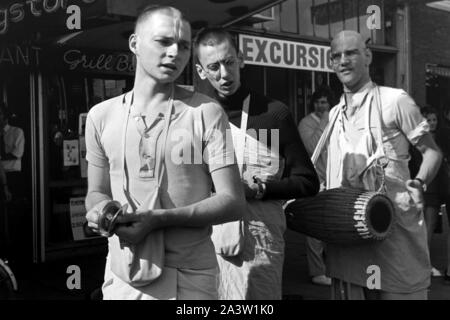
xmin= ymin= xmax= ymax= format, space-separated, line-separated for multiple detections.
xmin=10 ymin=0 xmax=285 ymax=51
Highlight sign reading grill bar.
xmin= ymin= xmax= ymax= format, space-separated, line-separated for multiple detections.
xmin=239 ymin=34 xmax=333 ymax=72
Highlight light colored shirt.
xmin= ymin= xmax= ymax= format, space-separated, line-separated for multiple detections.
xmin=86 ymin=90 xmax=234 ymax=270
xmin=298 ymin=112 xmax=328 ymax=184
xmin=325 ymin=82 xmax=431 ymax=293
xmin=1 ymin=124 xmax=25 ymax=172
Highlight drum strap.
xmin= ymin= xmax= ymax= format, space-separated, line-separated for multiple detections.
xmin=311 ymin=103 xmax=340 ymax=166
xmin=311 ymin=85 xmax=387 ymax=191
xmin=236 ymin=94 xmax=250 ymax=176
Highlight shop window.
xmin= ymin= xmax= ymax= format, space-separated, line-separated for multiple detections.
xmin=252 ymin=6 xmax=281 ymax=32
xmin=44 ymin=73 xmax=131 ymax=246
xmin=241 ymin=64 xmax=265 ymax=95
xmin=298 ymin=0 xmax=314 ymax=37
xmin=265 ymin=67 xmax=290 ymax=106
xmin=426 ymin=65 xmax=450 ymax=115
xmin=314 ymin=71 xmax=329 ymax=91
xmin=329 ymin=1 xmax=345 ymax=38
xmin=0 ymin=70 xmax=33 ymax=261
xmin=296 ymin=70 xmax=313 ymax=122
xmin=343 ymin=0 xmax=358 ymax=32
xmin=312 ymin=0 xmax=331 ymax=39
xmin=280 ymin=0 xmax=299 ymax=34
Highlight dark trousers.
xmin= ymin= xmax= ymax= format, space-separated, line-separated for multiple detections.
xmin=4 ymin=172 xmax=32 ymax=262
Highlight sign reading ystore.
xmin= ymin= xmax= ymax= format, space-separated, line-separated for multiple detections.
xmin=239 ymin=34 xmax=333 ymax=72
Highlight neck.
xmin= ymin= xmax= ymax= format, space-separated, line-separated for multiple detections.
xmin=344 ymin=77 xmax=371 ymax=93
xmin=314 ymin=111 xmax=323 ymax=118
xmin=216 ymin=85 xmax=248 ymax=111
xmin=132 ymin=71 xmax=174 ymax=114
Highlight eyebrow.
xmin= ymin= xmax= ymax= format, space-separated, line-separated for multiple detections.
xmin=154 ymin=35 xmax=191 ymax=45
xmin=206 ymin=62 xmax=219 ymax=68
xmin=331 ymin=48 xmax=360 ymax=54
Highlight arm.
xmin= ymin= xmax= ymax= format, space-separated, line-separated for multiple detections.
xmin=114 ymin=165 xmax=246 ymax=244
xmin=84 ymin=111 xmax=114 ymax=230
xmin=406 ymin=134 xmax=442 ymax=210
xmin=85 ymin=163 xmax=113 ymax=231
xmin=393 ymin=92 xmax=442 ymax=209
xmin=413 ymin=134 xmax=442 ymax=186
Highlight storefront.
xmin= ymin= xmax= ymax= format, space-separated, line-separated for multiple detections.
xmin=0 ymin=0 xmax=284 ymax=263
xmin=408 ymin=1 xmax=450 ymax=115
xmin=1 ymin=38 xmax=136 ymax=262
xmin=222 ymin=0 xmax=401 ymax=125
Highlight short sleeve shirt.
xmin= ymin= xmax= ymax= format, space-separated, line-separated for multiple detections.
xmin=86 ymin=90 xmax=235 ymax=269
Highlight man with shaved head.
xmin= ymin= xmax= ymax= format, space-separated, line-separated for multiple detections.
xmin=84 ymin=5 xmax=245 ymax=300
xmin=194 ymin=27 xmax=319 ymax=299
xmin=322 ymin=30 xmax=442 ymax=299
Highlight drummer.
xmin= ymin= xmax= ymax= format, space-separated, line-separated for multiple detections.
xmin=324 ymin=30 xmax=442 ymax=299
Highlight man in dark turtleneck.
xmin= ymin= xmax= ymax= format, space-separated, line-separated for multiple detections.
xmin=194 ymin=27 xmax=319 ymax=299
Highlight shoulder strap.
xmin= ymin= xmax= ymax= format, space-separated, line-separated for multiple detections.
xmin=311 ymin=106 xmax=340 ymax=165
xmin=235 ymin=94 xmax=250 ymax=175
xmin=372 ymin=85 xmax=385 ymax=158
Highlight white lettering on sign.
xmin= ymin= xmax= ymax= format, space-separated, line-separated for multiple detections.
xmin=63 ymin=49 xmax=135 ymax=73
xmin=0 ymin=0 xmax=97 ymax=35
xmin=66 ymin=4 xmax=81 ymax=30
xmin=239 ymin=34 xmax=333 ymax=72
xmin=366 ymin=5 xmax=381 ymax=30
xmin=0 ymin=45 xmax=41 ymax=66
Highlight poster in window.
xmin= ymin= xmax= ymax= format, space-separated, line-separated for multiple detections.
xmin=79 ymin=112 xmax=88 ymax=136
xmin=63 ymin=139 xmax=79 ymax=166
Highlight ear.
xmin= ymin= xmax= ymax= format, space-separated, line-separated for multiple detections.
xmin=365 ymin=48 xmax=372 ymax=67
xmin=129 ymin=33 xmax=138 ymax=55
xmin=237 ymin=51 xmax=245 ymax=69
xmin=196 ymin=63 xmax=208 ymax=80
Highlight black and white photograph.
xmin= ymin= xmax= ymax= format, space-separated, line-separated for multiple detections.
xmin=0 ymin=0 xmax=450 ymax=306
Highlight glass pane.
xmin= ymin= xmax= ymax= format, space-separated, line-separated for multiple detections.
xmin=312 ymin=0 xmax=330 ymax=39
xmin=329 ymin=0 xmax=345 ymax=39
xmin=280 ymin=0 xmax=298 ymax=33
xmin=44 ymin=73 xmax=131 ymax=245
xmin=299 ymin=0 xmax=314 ymax=37
xmin=266 ymin=67 xmax=290 ymax=106
xmin=343 ymin=0 xmax=358 ymax=32
xmin=241 ymin=65 xmax=265 ymax=95
xmin=315 ymin=71 xmax=329 ymax=89
xmin=0 ymin=70 xmax=33 ymax=261
xmin=296 ymin=70 xmax=312 ymax=120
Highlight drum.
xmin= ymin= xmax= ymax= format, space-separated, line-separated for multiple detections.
xmin=285 ymin=188 xmax=395 ymax=245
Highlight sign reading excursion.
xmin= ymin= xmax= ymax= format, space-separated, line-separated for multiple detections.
xmin=239 ymin=34 xmax=333 ymax=72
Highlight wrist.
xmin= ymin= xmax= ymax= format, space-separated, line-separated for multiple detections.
xmin=414 ymin=178 xmax=427 ymax=192
xmin=254 ymin=181 xmax=266 ymax=200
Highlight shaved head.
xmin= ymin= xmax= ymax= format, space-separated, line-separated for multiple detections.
xmin=134 ymin=5 xmax=186 ymax=35
xmin=331 ymin=30 xmax=367 ymax=51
